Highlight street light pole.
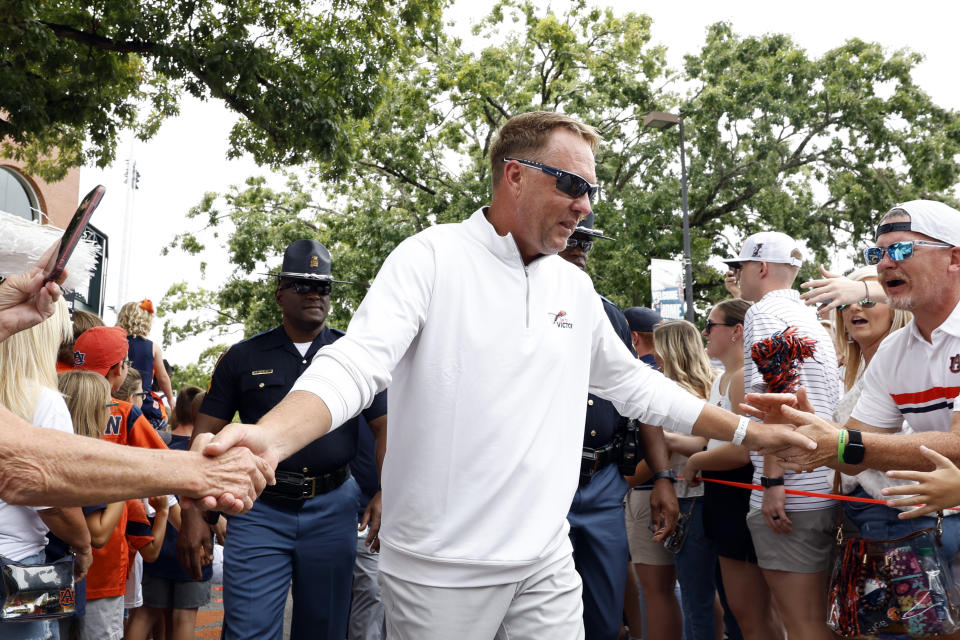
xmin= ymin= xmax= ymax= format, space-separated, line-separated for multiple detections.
xmin=642 ymin=111 xmax=694 ymax=322
xmin=678 ymin=118 xmax=693 ymax=322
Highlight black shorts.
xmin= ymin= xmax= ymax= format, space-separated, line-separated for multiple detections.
xmin=702 ymin=464 xmax=757 ymax=563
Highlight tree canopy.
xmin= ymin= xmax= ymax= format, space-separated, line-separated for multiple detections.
xmin=0 ymin=0 xmax=442 ymax=180
xmin=161 ymin=0 xmax=960 ymax=376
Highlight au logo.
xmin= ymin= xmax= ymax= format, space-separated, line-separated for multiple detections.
xmin=951 ymin=354 xmax=960 ymax=374
xmin=74 ymin=351 xmax=86 ymax=366
xmin=310 ymin=255 xmax=319 ymax=268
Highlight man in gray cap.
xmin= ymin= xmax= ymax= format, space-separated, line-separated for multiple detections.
xmin=179 ymin=240 xmax=388 ymax=640
xmin=558 ymin=214 xmax=676 ymax=640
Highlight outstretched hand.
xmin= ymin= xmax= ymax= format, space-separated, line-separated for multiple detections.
xmin=181 ymin=428 xmax=277 ymax=514
xmin=800 ymin=265 xmax=862 ymax=311
xmin=884 ymin=446 xmax=960 ymax=519
xmin=0 ymin=241 xmax=65 ymax=341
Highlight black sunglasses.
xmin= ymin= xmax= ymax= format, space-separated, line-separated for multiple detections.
xmin=503 ymin=157 xmax=600 ymax=202
xmin=704 ymin=320 xmax=736 ymax=335
xmin=279 ymin=280 xmax=333 ymax=296
xmin=565 ymin=237 xmax=594 ymax=253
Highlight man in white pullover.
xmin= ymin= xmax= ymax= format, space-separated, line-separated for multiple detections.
xmin=200 ymin=111 xmax=814 ymax=639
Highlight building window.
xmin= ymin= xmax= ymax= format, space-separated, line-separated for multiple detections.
xmin=0 ymin=167 xmax=40 ymax=222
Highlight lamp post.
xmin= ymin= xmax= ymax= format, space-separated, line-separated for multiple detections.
xmin=643 ymin=110 xmax=694 ymax=322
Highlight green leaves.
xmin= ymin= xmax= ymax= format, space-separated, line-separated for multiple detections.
xmin=1 ymin=0 xmax=443 ymax=179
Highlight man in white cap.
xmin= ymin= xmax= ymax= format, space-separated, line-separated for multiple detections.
xmin=760 ymin=201 xmax=960 ymax=578
xmin=722 ymin=230 xmax=840 ymax=640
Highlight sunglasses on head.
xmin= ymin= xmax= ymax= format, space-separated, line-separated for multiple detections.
xmin=862 ymin=240 xmax=953 ymax=265
xmin=704 ymin=320 xmax=736 ymax=335
xmin=279 ymin=280 xmax=333 ymax=295
xmin=503 ymin=157 xmax=600 ymax=202
xmin=565 ymin=237 xmax=594 ymax=253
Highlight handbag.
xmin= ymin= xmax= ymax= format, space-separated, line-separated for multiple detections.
xmin=826 ymin=476 xmax=960 ymax=638
xmin=663 ymin=497 xmax=697 ymax=553
xmin=0 ymin=554 xmax=76 ymax=621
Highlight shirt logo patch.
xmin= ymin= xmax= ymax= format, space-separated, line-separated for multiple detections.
xmin=549 ymin=311 xmax=573 ymax=329
xmin=251 ymin=369 xmax=274 ymax=375
xmin=951 ymin=354 xmax=960 ymax=374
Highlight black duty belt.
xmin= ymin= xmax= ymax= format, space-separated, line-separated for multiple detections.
xmin=580 ymin=441 xmax=617 ymax=483
xmin=260 ymin=465 xmax=350 ymax=508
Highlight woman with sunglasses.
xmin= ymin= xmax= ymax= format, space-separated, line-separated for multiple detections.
xmin=683 ymin=300 xmax=784 ymax=640
xmin=828 ymin=267 xmax=923 ymax=533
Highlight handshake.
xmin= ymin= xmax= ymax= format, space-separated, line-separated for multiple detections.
xmin=183 ymin=425 xmax=279 ymax=514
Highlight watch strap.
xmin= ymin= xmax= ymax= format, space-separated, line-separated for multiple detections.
xmin=651 ymin=469 xmax=676 ymax=484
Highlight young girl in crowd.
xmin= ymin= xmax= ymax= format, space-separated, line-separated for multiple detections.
xmin=127 ymin=386 xmax=213 ymax=640
xmin=116 ymin=300 xmax=174 ymax=428
xmin=652 ymin=320 xmax=727 ymax=640
xmin=683 ymin=300 xmax=784 ymax=640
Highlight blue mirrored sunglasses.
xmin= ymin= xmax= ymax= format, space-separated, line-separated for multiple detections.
xmin=862 ymin=240 xmax=953 ymax=265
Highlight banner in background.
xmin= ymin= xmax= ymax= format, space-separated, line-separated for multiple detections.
xmin=650 ymin=258 xmax=684 ymax=320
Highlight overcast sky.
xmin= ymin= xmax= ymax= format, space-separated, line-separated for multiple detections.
xmin=79 ymin=0 xmax=960 ymax=368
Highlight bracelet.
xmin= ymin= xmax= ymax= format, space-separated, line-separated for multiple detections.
xmin=837 ymin=429 xmax=847 ymax=464
xmin=732 ymin=416 xmax=749 ymax=446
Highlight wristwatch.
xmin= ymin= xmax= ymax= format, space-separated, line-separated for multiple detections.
xmin=760 ymin=476 xmax=784 ymax=488
xmin=842 ymin=429 xmax=866 ymax=465
xmin=651 ymin=469 xmax=677 ymax=484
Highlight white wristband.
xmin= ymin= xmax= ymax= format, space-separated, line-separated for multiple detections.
xmin=732 ymin=416 xmax=749 ymax=446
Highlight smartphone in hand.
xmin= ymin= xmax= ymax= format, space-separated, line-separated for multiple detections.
xmin=42 ymin=185 xmax=105 ymax=284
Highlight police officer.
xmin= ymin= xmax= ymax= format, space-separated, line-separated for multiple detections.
xmin=558 ymin=214 xmax=676 ymax=640
xmin=178 ymin=239 xmax=387 ymax=640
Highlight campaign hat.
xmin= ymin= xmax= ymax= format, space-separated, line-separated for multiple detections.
xmin=571 ymin=212 xmax=613 ymax=241
xmin=266 ymin=239 xmax=351 ymax=283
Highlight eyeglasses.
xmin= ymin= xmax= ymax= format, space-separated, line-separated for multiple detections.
xmin=565 ymin=237 xmax=594 ymax=253
xmin=503 ymin=157 xmax=600 ymax=202
xmin=704 ymin=320 xmax=736 ymax=335
xmin=104 ymin=402 xmax=119 ymax=409
xmin=132 ymin=391 xmax=150 ymax=398
xmin=279 ymin=280 xmax=333 ymax=296
xmin=836 ymin=300 xmax=878 ymax=311
xmin=110 ymin=359 xmax=132 ymax=371
xmin=862 ymin=240 xmax=953 ymax=265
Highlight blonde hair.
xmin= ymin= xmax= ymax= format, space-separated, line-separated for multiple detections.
xmin=490 ymin=111 xmax=601 ymax=188
xmin=116 ymin=301 xmax=153 ymax=338
xmin=836 ymin=266 xmax=912 ymax=391
xmin=115 ymin=368 xmax=142 ymax=402
xmin=58 ymin=370 xmax=111 ymax=439
xmin=0 ymin=298 xmax=71 ymax=420
xmin=653 ymin=320 xmax=717 ymax=400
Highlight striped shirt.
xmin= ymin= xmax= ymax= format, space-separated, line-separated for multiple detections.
xmin=744 ymin=289 xmax=840 ymax=511
xmin=852 ymin=300 xmax=960 ymax=432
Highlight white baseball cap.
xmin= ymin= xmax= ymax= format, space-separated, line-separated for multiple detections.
xmin=876 ymin=200 xmax=960 ymax=247
xmin=722 ymin=231 xmax=803 ymax=268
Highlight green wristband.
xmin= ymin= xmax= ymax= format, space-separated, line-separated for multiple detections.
xmin=837 ymin=429 xmax=847 ymax=464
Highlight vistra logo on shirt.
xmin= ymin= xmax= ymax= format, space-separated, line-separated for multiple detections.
xmin=549 ymin=311 xmax=573 ymax=329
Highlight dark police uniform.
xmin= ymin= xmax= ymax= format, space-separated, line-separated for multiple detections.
xmin=201 ymin=325 xmax=387 ymax=640
xmin=567 ymin=296 xmax=635 ymax=640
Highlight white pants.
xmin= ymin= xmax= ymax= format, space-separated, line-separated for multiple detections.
xmin=379 ymin=552 xmax=584 ymax=640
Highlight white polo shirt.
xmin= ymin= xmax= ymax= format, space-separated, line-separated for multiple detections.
xmin=852 ymin=299 xmax=960 ymax=432
xmin=744 ymin=289 xmax=840 ymax=511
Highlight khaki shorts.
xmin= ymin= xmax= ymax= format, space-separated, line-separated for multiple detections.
xmin=746 ymin=506 xmax=837 ymax=573
xmin=624 ymin=489 xmax=674 ymax=566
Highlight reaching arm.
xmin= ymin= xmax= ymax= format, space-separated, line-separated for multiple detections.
xmin=139 ymin=497 xmax=169 ymax=563
xmin=84 ymin=502 xmax=125 ymax=547
xmin=800 ymin=265 xmax=887 ymax=312
xmin=0 ymin=403 xmax=271 ymax=510
xmin=152 ymin=342 xmax=175 ymax=409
